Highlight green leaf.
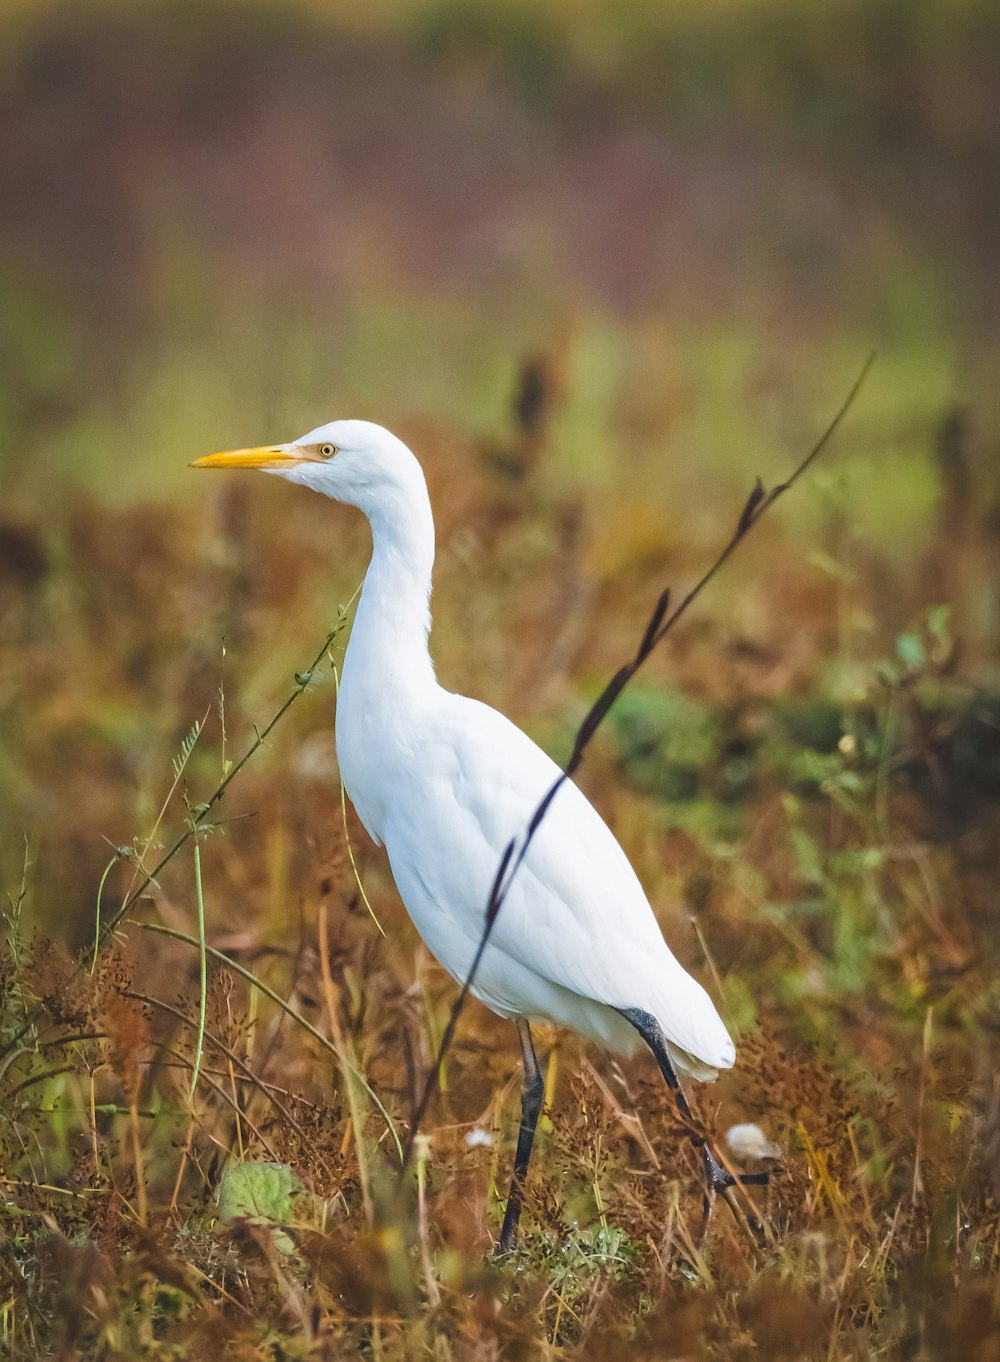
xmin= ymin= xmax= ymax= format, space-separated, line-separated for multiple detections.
xmin=896 ymin=633 xmax=924 ymax=671
xmin=172 ymin=717 xmax=204 ymax=782
xmin=789 ymin=827 xmax=825 ymax=886
xmin=217 ymin=1161 xmax=300 ymax=1252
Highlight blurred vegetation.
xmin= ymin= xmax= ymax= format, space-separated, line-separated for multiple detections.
xmin=2 ymin=0 xmax=1000 ymax=1356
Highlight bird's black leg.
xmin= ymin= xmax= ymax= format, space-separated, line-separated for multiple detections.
xmin=617 ymin=1008 xmax=769 ymax=1226
xmin=497 ymin=1018 xmax=545 ymax=1253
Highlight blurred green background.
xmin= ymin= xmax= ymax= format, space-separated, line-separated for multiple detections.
xmin=3 ymin=5 xmax=1000 ymax=1354
xmin=2 ymin=0 xmax=998 ymax=502
xmin=3 ymin=0 xmax=999 ymax=919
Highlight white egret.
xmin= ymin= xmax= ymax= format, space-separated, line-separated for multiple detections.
xmin=193 ymin=420 xmax=744 ymax=1248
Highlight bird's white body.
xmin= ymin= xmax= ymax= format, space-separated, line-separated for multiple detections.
xmin=200 ymin=420 xmax=736 ymax=1082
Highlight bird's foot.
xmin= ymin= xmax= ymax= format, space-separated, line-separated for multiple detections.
xmin=701 ymin=1146 xmax=775 ymax=1241
xmin=702 ymin=1146 xmax=771 ymax=1194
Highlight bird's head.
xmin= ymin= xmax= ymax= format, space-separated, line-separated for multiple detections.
xmin=191 ymin=419 xmax=426 ymax=516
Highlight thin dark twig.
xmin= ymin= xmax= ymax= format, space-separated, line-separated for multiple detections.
xmin=153 ymin=1038 xmax=284 ymax=1162
xmin=402 ymin=353 xmax=875 ymax=1166
xmin=400 ymin=844 xmax=516 ymax=1163
xmin=0 ymin=629 xmax=343 ymax=1063
xmin=103 ymin=627 xmax=342 ymax=946
xmin=122 ymin=989 xmax=310 ymax=1142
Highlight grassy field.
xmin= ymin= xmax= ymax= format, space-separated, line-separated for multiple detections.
xmin=2 ymin=1 xmax=1000 ymax=1356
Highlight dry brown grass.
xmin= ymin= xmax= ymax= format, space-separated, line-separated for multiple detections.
xmin=3 ymin=4 xmax=1000 ymax=1351
xmin=3 ymin=411 xmax=1000 ymax=1358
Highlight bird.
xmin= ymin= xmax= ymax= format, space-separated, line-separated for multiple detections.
xmin=193 ymin=419 xmax=746 ymax=1249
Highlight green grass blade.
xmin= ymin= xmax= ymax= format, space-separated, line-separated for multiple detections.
xmin=188 ymin=842 xmax=208 ymax=1100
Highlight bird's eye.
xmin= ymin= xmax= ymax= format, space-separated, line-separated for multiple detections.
xmin=319 ymin=442 xmax=337 ymax=459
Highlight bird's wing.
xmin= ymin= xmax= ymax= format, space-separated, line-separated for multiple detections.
xmin=383 ymin=693 xmax=733 ymax=1071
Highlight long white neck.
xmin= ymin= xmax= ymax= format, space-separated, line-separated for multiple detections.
xmin=349 ymin=484 xmax=437 ymax=696
xmin=334 ymin=480 xmax=437 ymax=842
xmin=337 ymin=477 xmax=438 ymax=789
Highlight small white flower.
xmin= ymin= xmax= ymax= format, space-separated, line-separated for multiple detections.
xmin=465 ymin=1127 xmax=494 ymax=1149
xmin=726 ymin=1122 xmax=782 ymax=1160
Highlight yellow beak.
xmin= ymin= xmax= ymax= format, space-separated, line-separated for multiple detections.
xmin=190 ymin=444 xmax=318 ymax=470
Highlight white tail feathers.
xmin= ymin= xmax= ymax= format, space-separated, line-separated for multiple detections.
xmin=654 ymin=968 xmax=736 ymax=1082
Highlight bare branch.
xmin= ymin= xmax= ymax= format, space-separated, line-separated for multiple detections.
xmin=0 ymin=625 xmax=348 ymax=1063
xmin=401 ymin=354 xmax=875 ymax=1166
